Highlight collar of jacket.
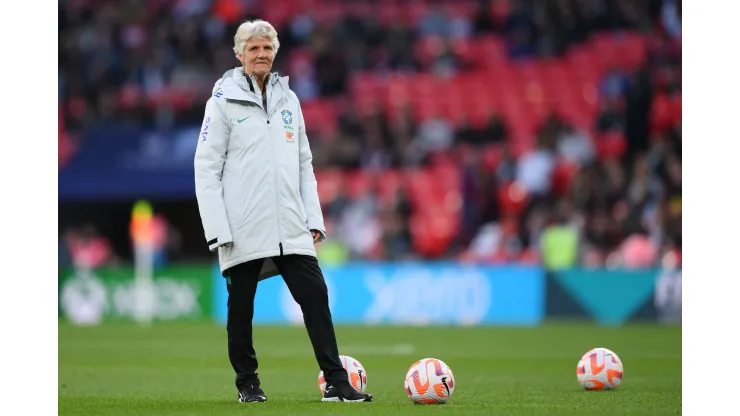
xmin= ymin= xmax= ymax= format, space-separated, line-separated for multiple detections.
xmin=216 ymin=67 xmax=290 ymax=104
xmin=245 ymin=71 xmax=283 ymax=92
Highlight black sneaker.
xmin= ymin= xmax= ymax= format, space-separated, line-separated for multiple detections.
xmin=237 ymin=384 xmax=267 ymax=403
xmin=322 ymin=382 xmax=373 ymax=402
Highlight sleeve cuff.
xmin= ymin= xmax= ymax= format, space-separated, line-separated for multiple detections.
xmin=208 ymin=236 xmax=233 ymax=252
xmin=310 ymin=229 xmax=327 ymax=242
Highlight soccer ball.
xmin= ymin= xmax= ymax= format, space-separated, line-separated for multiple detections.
xmin=576 ymin=347 xmax=624 ymax=390
xmin=404 ymin=358 xmax=455 ymax=404
xmin=318 ymin=355 xmax=367 ymax=393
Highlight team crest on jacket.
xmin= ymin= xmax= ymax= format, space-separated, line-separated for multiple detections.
xmin=281 ymin=110 xmax=293 ymax=125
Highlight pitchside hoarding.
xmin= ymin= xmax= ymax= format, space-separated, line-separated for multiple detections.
xmin=212 ymin=263 xmax=546 ymax=326
xmin=59 ymin=262 xmax=678 ymax=326
xmin=58 ymin=265 xmax=213 ymax=325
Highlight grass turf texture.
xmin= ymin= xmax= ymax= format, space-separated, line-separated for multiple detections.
xmin=59 ymin=322 xmax=681 ymax=415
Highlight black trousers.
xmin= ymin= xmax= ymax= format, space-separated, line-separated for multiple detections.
xmin=225 ymin=254 xmax=348 ymax=391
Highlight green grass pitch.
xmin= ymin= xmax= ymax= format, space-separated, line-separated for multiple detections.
xmin=59 ymin=322 xmax=681 ymax=415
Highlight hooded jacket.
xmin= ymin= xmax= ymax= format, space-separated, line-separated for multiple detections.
xmin=194 ymin=68 xmax=326 ymax=278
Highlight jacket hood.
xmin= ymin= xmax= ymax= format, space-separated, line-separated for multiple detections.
xmin=212 ymin=67 xmax=290 ymax=100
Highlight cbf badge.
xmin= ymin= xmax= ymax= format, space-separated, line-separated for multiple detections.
xmin=281 ymin=109 xmax=293 ymax=125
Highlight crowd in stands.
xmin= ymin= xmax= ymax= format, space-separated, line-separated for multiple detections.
xmin=59 ymin=0 xmax=682 ymax=270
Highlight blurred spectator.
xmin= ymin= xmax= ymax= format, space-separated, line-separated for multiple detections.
xmin=596 ymin=98 xmax=626 ymax=133
xmin=336 ymin=191 xmax=382 ymax=259
xmin=504 ymin=0 xmax=537 ymax=59
xmin=149 ymin=214 xmax=183 ymax=269
xmin=412 ymin=113 xmax=455 ymax=164
xmin=557 ymin=123 xmax=596 ymax=165
xmin=516 ymin=146 xmax=555 ymax=197
xmin=460 ymin=153 xmax=499 ymax=246
xmin=316 ymin=239 xmax=351 ymax=266
xmin=660 ymin=0 xmax=682 ymax=39
xmin=483 ymin=113 xmax=510 ymax=143
xmin=419 ymin=4 xmax=452 ymax=38
xmin=614 ymin=231 xmax=659 ymax=269
xmin=625 ymin=154 xmax=663 ymax=214
xmin=496 ymin=144 xmax=518 ymax=184
xmin=289 ymin=57 xmax=320 ymax=100
xmin=449 ymin=10 xmax=474 ymax=40
xmin=379 ymin=209 xmax=413 ymax=260
xmin=457 ymin=111 xmax=509 ymax=146
xmin=624 ymin=64 xmax=654 ymax=159
xmin=540 ymin=199 xmax=580 ymax=271
xmin=516 ymin=115 xmax=559 ymax=196
xmin=65 ymin=224 xmax=118 ymax=269
xmin=601 ymin=66 xmax=630 ymax=100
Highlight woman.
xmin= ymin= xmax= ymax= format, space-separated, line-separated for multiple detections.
xmin=194 ymin=19 xmax=372 ymax=404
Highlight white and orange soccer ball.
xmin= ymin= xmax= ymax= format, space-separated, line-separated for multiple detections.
xmin=576 ymin=347 xmax=624 ymax=390
xmin=404 ymin=358 xmax=455 ymax=404
xmin=318 ymin=355 xmax=368 ymax=393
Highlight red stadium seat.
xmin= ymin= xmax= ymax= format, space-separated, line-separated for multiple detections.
xmin=453 ymin=38 xmax=478 ymax=68
xmin=618 ymin=33 xmax=648 ymax=69
xmin=431 ymin=168 xmax=463 ymax=213
xmin=375 ymin=170 xmax=406 ymax=205
xmin=310 ymin=1 xmax=344 ymax=26
xmin=377 ymin=1 xmax=404 ymax=23
xmin=650 ymin=93 xmax=672 ymax=134
xmin=117 ymin=85 xmax=143 ymax=110
xmin=590 ymin=34 xmax=621 ymax=69
xmin=410 ymin=210 xmax=457 ymax=258
xmin=349 ymin=73 xmax=380 ymax=101
xmin=404 ymin=167 xmax=460 ymax=214
xmin=565 ymin=46 xmax=604 ymax=83
xmin=213 ymin=0 xmax=248 ymax=24
xmin=344 ymin=171 xmax=373 ymax=200
xmin=481 ymin=144 xmax=504 ymax=172
xmin=551 ymin=161 xmax=580 ymax=196
xmin=443 ymin=0 xmax=478 ymax=20
xmin=427 ymin=151 xmax=458 ymax=170
xmin=477 ymin=35 xmax=507 ymax=68
xmin=497 ymin=181 xmax=529 ymax=216
xmin=595 ymin=131 xmax=628 ymax=160
xmin=59 ymin=131 xmax=74 ymax=168
xmin=404 ymin=169 xmax=433 ymax=200
xmin=315 ymin=169 xmax=345 ymax=202
xmin=670 ymin=94 xmax=682 ymax=124
xmin=403 ymin=1 xmax=428 ymax=27
xmin=301 ymin=99 xmax=338 ymax=136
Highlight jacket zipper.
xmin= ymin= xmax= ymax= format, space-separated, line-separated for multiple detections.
xmin=263 ymin=83 xmax=283 ymax=256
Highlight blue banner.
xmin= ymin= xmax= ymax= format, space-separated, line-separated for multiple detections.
xmin=59 ymin=125 xmax=200 ymax=200
xmin=213 ymin=262 xmax=545 ymax=326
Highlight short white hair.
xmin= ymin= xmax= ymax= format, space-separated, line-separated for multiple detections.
xmin=233 ymin=19 xmax=280 ymax=58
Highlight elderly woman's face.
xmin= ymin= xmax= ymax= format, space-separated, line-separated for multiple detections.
xmin=240 ymin=37 xmax=274 ymax=78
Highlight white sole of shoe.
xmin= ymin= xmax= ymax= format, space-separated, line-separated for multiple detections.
xmin=321 ymin=397 xmax=367 ymax=402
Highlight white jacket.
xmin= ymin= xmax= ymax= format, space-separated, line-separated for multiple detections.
xmin=194 ymin=68 xmax=326 ymax=278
